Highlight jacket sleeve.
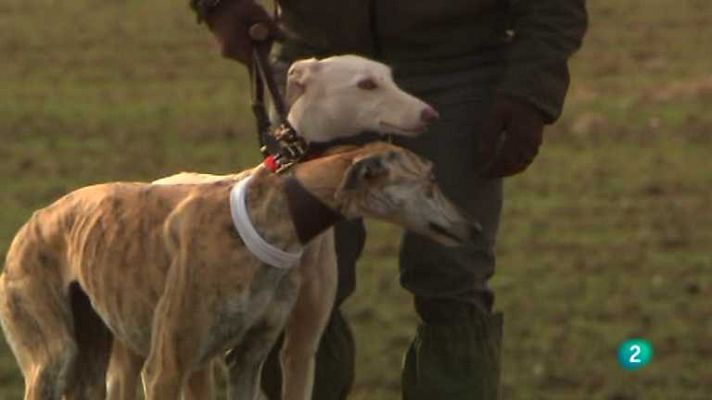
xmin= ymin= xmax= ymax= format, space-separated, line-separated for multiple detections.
xmin=499 ymin=0 xmax=588 ymax=123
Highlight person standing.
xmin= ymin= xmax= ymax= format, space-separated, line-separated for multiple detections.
xmin=191 ymin=1 xmax=588 ymax=398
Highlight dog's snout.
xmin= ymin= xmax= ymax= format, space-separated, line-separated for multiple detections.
xmin=420 ymin=107 xmax=440 ymax=124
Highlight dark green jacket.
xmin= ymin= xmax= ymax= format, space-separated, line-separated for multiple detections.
xmin=275 ymin=0 xmax=587 ymax=122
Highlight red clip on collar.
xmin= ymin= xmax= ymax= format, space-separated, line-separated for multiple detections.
xmin=263 ymin=155 xmax=279 ymax=173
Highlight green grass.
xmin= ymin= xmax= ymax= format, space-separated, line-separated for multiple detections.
xmin=1 ymin=0 xmax=711 ymax=398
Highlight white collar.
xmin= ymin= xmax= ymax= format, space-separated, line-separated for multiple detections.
xmin=229 ymin=175 xmax=303 ymax=269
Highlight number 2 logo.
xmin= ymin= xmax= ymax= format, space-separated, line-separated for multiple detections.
xmin=618 ymin=339 xmax=653 ymax=370
xmin=628 ymin=345 xmax=641 ymax=363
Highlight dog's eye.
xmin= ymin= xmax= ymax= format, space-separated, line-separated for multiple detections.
xmin=357 ymin=78 xmax=378 ymax=90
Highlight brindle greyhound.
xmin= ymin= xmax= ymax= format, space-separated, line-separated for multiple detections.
xmin=104 ymin=53 xmax=441 ymax=400
xmin=0 ymin=142 xmax=478 ymax=400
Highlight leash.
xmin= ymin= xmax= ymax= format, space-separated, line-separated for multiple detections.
xmin=248 ymin=23 xmax=308 ymax=174
xmin=190 ymin=6 xmax=308 ymax=173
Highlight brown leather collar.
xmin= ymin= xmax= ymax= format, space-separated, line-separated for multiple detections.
xmin=283 ymin=176 xmax=345 ymax=245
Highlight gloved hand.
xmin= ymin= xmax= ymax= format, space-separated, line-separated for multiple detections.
xmin=478 ymin=94 xmax=546 ymax=178
xmin=204 ymin=0 xmax=280 ymax=64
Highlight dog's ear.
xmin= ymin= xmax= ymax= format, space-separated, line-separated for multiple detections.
xmin=286 ymin=58 xmax=320 ymax=106
xmin=337 ymin=154 xmax=389 ymax=193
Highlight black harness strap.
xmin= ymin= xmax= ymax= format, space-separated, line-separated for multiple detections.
xmin=283 ymin=176 xmax=345 ymax=244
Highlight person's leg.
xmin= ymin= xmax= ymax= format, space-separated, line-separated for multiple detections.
xmin=401 ymin=301 xmax=503 ymax=400
xmin=394 ymin=66 xmax=504 ymax=400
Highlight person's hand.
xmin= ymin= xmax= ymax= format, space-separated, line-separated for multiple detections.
xmin=204 ymin=0 xmax=279 ymax=64
xmin=478 ymin=94 xmax=545 ymax=178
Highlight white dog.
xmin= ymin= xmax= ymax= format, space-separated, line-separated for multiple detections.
xmin=285 ymin=55 xmax=439 ymax=141
xmin=155 ymin=55 xmax=438 ymax=186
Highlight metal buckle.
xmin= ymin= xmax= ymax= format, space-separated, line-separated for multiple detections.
xmin=260 ymin=124 xmax=309 ymax=174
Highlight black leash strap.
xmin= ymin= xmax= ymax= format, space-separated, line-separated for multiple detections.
xmin=249 ymin=24 xmax=288 ymax=123
xmin=248 ymin=23 xmax=308 ymax=174
xmin=250 ymin=51 xmax=269 ymax=148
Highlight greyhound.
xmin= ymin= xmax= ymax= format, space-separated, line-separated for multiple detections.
xmin=0 ymin=142 xmax=478 ymax=400
xmin=283 ymin=55 xmax=439 ymax=142
xmin=1 ymin=53 xmax=441 ymax=399
xmin=141 ymin=53 xmax=440 ymax=398
xmin=99 ymin=54 xmax=442 ymax=399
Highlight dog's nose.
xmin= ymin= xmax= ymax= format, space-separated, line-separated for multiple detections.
xmin=420 ymin=107 xmax=440 ymax=124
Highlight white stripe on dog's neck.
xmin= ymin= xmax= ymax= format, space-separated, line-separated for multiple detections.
xmin=230 ymin=175 xmax=303 ymax=269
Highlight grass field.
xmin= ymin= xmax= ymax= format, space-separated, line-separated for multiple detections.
xmin=1 ymin=0 xmax=711 ymax=398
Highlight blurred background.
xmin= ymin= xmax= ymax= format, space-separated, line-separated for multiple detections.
xmin=0 ymin=0 xmax=710 ymax=398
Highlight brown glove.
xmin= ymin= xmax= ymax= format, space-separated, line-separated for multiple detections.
xmin=203 ymin=0 xmax=280 ymax=64
xmin=478 ymin=94 xmax=546 ymax=178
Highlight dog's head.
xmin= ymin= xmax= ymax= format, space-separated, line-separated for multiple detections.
xmin=326 ymin=143 xmax=479 ymax=246
xmin=286 ymin=55 xmax=439 ymax=143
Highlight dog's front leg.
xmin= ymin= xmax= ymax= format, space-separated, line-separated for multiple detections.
xmin=183 ymin=365 xmax=214 ymax=400
xmin=141 ymin=296 xmax=192 ymax=400
xmin=107 ymin=339 xmax=144 ymax=400
xmin=281 ymin=231 xmax=338 ymax=400
xmin=224 ymin=270 xmax=300 ymax=400
xmin=142 ymin=260 xmax=208 ymax=400
xmin=142 ymin=321 xmax=186 ymax=399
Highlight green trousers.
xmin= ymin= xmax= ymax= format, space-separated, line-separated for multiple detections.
xmin=260 ymin=58 xmax=505 ymax=399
